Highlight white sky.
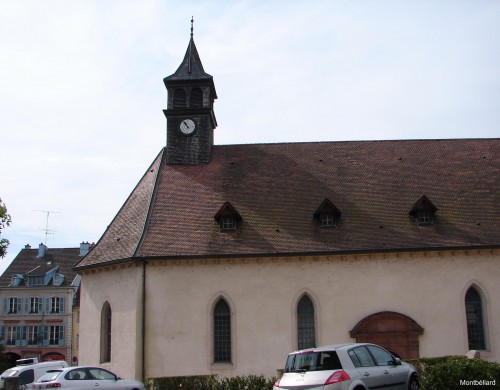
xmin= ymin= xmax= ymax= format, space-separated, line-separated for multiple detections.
xmin=1 ymin=0 xmax=500 ymax=274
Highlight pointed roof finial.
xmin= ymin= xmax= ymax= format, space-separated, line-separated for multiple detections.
xmin=190 ymin=16 xmax=194 ymax=39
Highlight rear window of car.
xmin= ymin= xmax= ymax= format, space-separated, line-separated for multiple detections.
xmin=285 ymin=351 xmax=342 ymax=372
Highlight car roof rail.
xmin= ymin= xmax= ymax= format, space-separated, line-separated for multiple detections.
xmin=16 ymin=358 xmax=39 ymax=366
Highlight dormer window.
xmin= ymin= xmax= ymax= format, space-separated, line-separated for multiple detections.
xmin=410 ymin=195 xmax=438 ymax=225
xmin=221 ymin=217 xmax=236 ymax=230
xmin=314 ymin=199 xmax=341 ymax=228
xmin=27 ymin=276 xmax=44 ymax=286
xmin=417 ymin=211 xmax=431 ymax=224
xmin=53 ymin=274 xmax=65 ymax=286
xmin=11 ymin=274 xmax=23 ymax=287
xmin=321 ymin=214 xmax=335 ymax=227
xmin=214 ymin=202 xmax=242 ymax=232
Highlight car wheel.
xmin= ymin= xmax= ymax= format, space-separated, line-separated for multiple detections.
xmin=408 ymin=375 xmax=419 ymax=390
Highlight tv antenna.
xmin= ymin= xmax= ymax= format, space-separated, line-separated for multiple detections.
xmin=33 ymin=210 xmax=60 ymax=245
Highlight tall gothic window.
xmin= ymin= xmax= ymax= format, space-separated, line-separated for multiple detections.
xmin=465 ymin=287 xmax=486 ymax=350
xmin=297 ymin=295 xmax=316 ymax=350
xmin=100 ymin=302 xmax=112 ymax=363
xmin=213 ymin=298 xmax=231 ymax=363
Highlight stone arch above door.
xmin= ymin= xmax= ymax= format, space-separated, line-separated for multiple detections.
xmin=350 ymin=311 xmax=424 ymax=359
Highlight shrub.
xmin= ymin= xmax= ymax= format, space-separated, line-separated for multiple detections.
xmin=146 ymin=374 xmax=277 ymax=390
xmin=145 ymin=375 xmax=218 ymax=390
xmin=409 ymin=356 xmax=500 ymax=390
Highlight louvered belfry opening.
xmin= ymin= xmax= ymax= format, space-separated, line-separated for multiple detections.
xmin=173 ymin=88 xmax=187 ymax=108
xmin=190 ymin=87 xmax=203 ymax=107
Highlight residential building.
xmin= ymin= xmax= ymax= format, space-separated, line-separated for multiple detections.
xmin=0 ymin=243 xmax=87 ymax=365
xmin=74 ymin=30 xmax=500 ymax=381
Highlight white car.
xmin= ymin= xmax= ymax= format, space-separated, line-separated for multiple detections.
xmin=0 ymin=359 xmax=68 ymax=390
xmin=32 ymin=366 xmax=144 ymax=390
xmin=274 ymin=343 xmax=418 ymax=390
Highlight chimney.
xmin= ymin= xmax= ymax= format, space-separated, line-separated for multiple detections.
xmin=79 ymin=242 xmax=91 ymax=256
xmin=24 ymin=244 xmax=32 ymax=249
xmin=37 ymin=243 xmax=47 ymax=258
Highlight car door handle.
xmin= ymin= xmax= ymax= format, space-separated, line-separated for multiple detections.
xmin=384 ymin=370 xmax=390 ymax=374
xmin=364 ymin=373 xmax=370 ymax=377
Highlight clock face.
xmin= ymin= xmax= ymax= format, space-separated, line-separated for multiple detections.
xmin=179 ymin=119 xmax=196 ymax=135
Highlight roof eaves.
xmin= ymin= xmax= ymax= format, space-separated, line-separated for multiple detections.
xmin=72 ymin=256 xmax=142 ymax=272
xmin=133 ymin=148 xmax=166 ymax=257
xmin=133 ymin=244 xmax=500 ymax=262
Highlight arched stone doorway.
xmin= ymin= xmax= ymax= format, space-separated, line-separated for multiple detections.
xmin=350 ymin=311 xmax=424 ymax=359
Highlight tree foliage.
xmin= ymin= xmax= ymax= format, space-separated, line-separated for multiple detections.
xmin=0 ymin=198 xmax=12 ymax=258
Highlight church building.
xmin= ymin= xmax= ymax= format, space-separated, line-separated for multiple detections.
xmin=74 ymin=26 xmax=500 ymax=381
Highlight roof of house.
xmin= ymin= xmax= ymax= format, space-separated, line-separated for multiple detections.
xmin=75 ymin=138 xmax=500 ymax=270
xmin=1 ymin=247 xmax=82 ymax=288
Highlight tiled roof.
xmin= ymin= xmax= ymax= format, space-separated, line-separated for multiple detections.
xmin=0 ymin=247 xmax=82 ymax=288
xmin=75 ymin=138 xmax=500 ymax=269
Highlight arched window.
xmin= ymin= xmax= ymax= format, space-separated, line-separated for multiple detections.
xmin=213 ymin=298 xmax=231 ymax=363
xmin=100 ymin=302 xmax=112 ymax=363
xmin=173 ymin=88 xmax=187 ymax=108
xmin=190 ymin=88 xmax=203 ymax=107
xmin=297 ymin=295 xmax=315 ymax=349
xmin=465 ymin=287 xmax=486 ymax=350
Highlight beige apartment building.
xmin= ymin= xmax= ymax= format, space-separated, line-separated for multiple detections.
xmin=0 ymin=243 xmax=86 ymax=365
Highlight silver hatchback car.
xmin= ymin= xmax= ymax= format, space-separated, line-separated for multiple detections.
xmin=274 ymin=343 xmax=418 ymax=390
xmin=32 ymin=366 xmax=145 ymax=390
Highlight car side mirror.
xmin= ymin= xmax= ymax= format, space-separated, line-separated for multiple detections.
xmin=394 ymin=358 xmax=402 ymax=366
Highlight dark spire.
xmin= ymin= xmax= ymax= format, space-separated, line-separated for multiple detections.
xmin=164 ymin=17 xmax=213 ymax=82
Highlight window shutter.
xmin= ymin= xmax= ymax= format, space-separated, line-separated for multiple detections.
xmin=59 ymin=297 xmax=65 ymax=314
xmin=37 ymin=325 xmax=44 ymax=345
xmin=15 ymin=326 xmax=22 ymax=346
xmin=58 ymin=326 xmax=64 ymax=347
xmin=24 ymin=298 xmax=29 ymax=314
xmin=16 ymin=298 xmax=22 ymax=314
xmin=42 ymin=325 xmax=49 ymax=347
xmin=2 ymin=298 xmax=7 ymax=315
xmin=21 ymin=326 xmax=28 ymax=347
xmin=38 ymin=298 xmax=43 ymax=313
xmin=0 ymin=326 xmax=5 ymax=343
xmin=45 ymin=298 xmax=51 ymax=314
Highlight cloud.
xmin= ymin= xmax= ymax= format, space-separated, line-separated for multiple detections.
xmin=1 ymin=0 xmax=500 ymax=274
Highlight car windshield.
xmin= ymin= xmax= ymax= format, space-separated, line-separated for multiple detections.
xmin=285 ymin=351 xmax=342 ymax=372
xmin=1 ymin=369 xmax=19 ymax=378
xmin=37 ymin=371 xmax=63 ymax=383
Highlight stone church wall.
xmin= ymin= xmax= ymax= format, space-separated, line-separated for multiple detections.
xmin=143 ymin=249 xmax=499 ymax=379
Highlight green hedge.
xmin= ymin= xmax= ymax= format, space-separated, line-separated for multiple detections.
xmin=145 ymin=375 xmax=216 ymax=390
xmin=408 ymin=356 xmax=500 ymax=390
xmin=145 ymin=374 xmax=277 ymax=390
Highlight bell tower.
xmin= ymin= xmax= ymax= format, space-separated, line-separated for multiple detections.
xmin=163 ymin=18 xmax=217 ymax=165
